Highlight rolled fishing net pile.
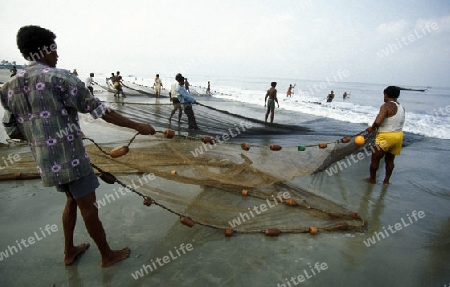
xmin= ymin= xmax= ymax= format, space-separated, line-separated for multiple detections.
xmin=0 ymin=118 xmax=375 ymax=236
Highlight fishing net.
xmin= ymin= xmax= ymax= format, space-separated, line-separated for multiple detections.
xmin=0 ymin=81 xmax=377 ymax=236
xmin=0 ymin=121 xmax=375 ymax=236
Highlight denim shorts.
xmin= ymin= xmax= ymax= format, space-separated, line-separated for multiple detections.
xmin=55 ymin=171 xmax=100 ymax=199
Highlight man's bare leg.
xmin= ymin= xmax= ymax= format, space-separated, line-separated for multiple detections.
xmin=383 ymin=153 xmax=396 ymax=186
xmin=270 ymin=109 xmax=274 ymax=123
xmin=265 ymin=110 xmax=269 ymax=122
xmin=364 ymin=145 xmax=385 ymax=184
xmin=63 ymin=192 xmax=90 ymax=265
xmin=75 ymin=192 xmax=130 ymax=267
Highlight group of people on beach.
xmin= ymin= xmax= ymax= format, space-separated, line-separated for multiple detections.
xmin=0 ymin=25 xmax=406 ymax=269
xmin=109 ymin=71 xmax=125 ymax=98
xmin=168 ymin=74 xmax=198 ymax=130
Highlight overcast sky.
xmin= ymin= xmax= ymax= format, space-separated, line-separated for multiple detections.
xmin=1 ymin=0 xmax=449 ymax=87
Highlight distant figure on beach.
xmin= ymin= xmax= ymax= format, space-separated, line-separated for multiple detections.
xmin=114 ymin=71 xmax=125 ymax=98
xmin=1 ymin=25 xmax=156 ymax=267
xmin=264 ymin=82 xmax=280 ymax=123
xmin=72 ymin=69 xmax=78 ymax=76
xmin=343 ymin=92 xmax=349 ymax=100
xmin=109 ymin=72 xmax=115 ymax=86
xmin=364 ymin=86 xmax=405 ymax=186
xmin=85 ymin=72 xmax=97 ymax=95
xmin=184 ymin=77 xmax=190 ymax=92
xmin=175 ymin=73 xmax=198 ymax=130
xmin=10 ymin=66 xmax=17 ymax=77
xmin=169 ymin=80 xmax=183 ymax=123
xmin=153 ymin=74 xmax=163 ymax=98
xmin=286 ymin=84 xmax=293 ymax=97
xmin=206 ymin=81 xmax=211 ymax=95
xmin=327 ymin=90 xmax=335 ymax=102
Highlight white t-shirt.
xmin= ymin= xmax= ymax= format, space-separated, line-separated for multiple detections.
xmin=170 ymin=82 xmax=178 ymax=99
xmin=154 ymin=77 xmax=162 ymax=88
xmin=85 ymin=77 xmax=93 ymax=87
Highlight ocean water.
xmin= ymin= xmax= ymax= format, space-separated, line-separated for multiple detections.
xmin=1 ymin=72 xmax=450 ymax=286
xmin=121 ymin=73 xmax=450 ymax=139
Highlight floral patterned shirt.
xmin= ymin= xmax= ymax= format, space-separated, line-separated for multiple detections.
xmin=0 ymin=62 xmax=106 ymax=186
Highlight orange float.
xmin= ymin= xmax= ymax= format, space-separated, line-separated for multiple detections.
xmin=171 ymin=170 xmax=177 ymax=175
xmin=241 ymin=142 xmax=250 ymax=151
xmin=318 ymin=143 xmax=327 ymax=149
xmin=264 ymin=229 xmax=280 ymax=237
xmin=202 ymin=136 xmax=216 ymax=145
xmin=225 ymin=228 xmax=233 ymax=237
xmin=284 ymin=199 xmax=298 ymax=206
xmin=143 ymin=197 xmax=153 ymax=206
xmin=309 ymin=226 xmax=318 ymax=235
xmin=269 ymin=144 xmax=282 ymax=151
xmin=241 ymin=189 xmax=248 ymax=196
xmin=180 ymin=216 xmax=195 ymax=227
xmin=355 ymin=135 xmax=365 ymax=145
xmin=109 ymin=146 xmax=129 ymax=158
xmin=164 ymin=129 xmax=175 ymax=139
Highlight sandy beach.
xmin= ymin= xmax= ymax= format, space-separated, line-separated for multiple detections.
xmin=1 ymin=68 xmax=450 ymax=287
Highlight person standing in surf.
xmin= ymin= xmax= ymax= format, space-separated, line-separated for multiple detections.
xmin=364 ymin=86 xmax=405 ymax=185
xmin=1 ymin=25 xmax=156 ymax=267
xmin=114 ymin=71 xmax=126 ymax=98
xmin=264 ymin=82 xmax=280 ymax=123
xmin=286 ymin=84 xmax=293 ymax=97
xmin=206 ymin=81 xmax=211 ymax=95
xmin=153 ymin=74 xmax=163 ymax=98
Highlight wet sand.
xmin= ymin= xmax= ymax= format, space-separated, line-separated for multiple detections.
xmin=1 ymin=70 xmax=450 ymax=286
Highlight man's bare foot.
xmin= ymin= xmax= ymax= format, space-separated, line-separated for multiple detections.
xmin=64 ymin=243 xmax=90 ymax=266
xmin=101 ymin=247 xmax=131 ymax=267
xmin=383 ymin=180 xmax=390 ymax=186
xmin=363 ymin=178 xmax=376 ymax=184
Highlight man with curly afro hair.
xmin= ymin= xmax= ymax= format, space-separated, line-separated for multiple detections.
xmin=1 ymin=25 xmax=156 ymax=267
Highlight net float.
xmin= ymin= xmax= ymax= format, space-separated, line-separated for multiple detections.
xmin=318 ymin=143 xmax=327 ymax=149
xmin=350 ymin=212 xmax=359 ymax=219
xmin=341 ymin=137 xmax=351 ymax=143
xmin=171 ymin=170 xmax=177 ymax=175
xmin=355 ymin=135 xmax=365 ymax=145
xmin=180 ymin=216 xmax=195 ymax=227
xmin=298 ymin=145 xmax=306 ymax=151
xmin=241 ymin=142 xmax=250 ymax=151
xmin=14 ymin=173 xmax=21 ymax=179
xmin=225 ymin=228 xmax=233 ymax=237
xmin=109 ymin=146 xmax=129 ymax=158
xmin=309 ymin=226 xmax=318 ymax=235
xmin=269 ymin=144 xmax=282 ymax=151
xmin=143 ymin=197 xmax=153 ymax=206
xmin=164 ymin=129 xmax=175 ymax=139
xmin=241 ymin=189 xmax=248 ymax=196
xmin=264 ymin=228 xmax=280 ymax=237
xmin=202 ymin=136 xmax=216 ymax=145
xmin=99 ymin=172 xmax=116 ymax=184
xmin=284 ymin=199 xmax=298 ymax=206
